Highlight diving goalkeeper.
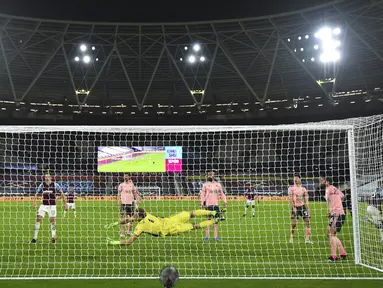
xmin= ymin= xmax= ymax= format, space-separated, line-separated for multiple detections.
xmin=106 ymin=208 xmax=225 ymax=245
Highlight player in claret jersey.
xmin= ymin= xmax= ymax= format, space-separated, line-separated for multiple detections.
xmin=117 ymin=174 xmax=141 ymax=238
xmin=31 ymin=173 xmax=65 ymax=244
xmin=64 ymin=186 xmax=77 ymax=220
xmin=320 ymin=177 xmax=347 ymax=262
xmin=200 ymin=171 xmax=227 ymax=241
xmin=243 ymin=184 xmax=258 ymax=217
xmin=288 ymin=174 xmax=313 ymax=244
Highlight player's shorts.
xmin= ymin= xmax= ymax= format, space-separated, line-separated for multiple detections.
xmin=328 ymin=214 xmax=346 ymax=233
xmin=207 ymin=205 xmax=220 ymax=218
xmin=65 ymin=203 xmax=76 ymax=210
xmin=164 ymin=211 xmax=193 ymax=236
xmin=367 ymin=205 xmax=383 ymax=224
xmin=37 ymin=205 xmax=57 ymax=218
xmin=246 ymin=200 xmax=255 ymax=206
xmin=291 ymin=205 xmax=310 ymax=219
xmin=120 ymin=204 xmax=134 ymax=216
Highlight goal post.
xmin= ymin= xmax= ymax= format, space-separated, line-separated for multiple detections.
xmin=0 ymin=116 xmax=382 ymax=279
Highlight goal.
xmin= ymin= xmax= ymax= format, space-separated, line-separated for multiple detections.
xmin=0 ymin=115 xmax=382 ymax=279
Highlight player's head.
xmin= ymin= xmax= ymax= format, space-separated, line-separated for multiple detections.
xmin=124 ymin=174 xmax=131 ymax=182
xmin=207 ymin=171 xmax=216 ymax=181
xmin=133 ymin=207 xmax=146 ymax=220
xmin=68 ymin=186 xmax=73 ymax=193
xmin=293 ymin=174 xmax=301 ymax=185
xmin=320 ymin=176 xmax=330 ymax=187
xmin=44 ymin=173 xmax=52 ymax=183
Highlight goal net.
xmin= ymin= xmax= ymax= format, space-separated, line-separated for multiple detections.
xmin=0 ymin=115 xmax=382 ymax=279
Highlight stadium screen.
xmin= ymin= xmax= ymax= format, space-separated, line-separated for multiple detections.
xmin=97 ymin=146 xmax=182 ymax=173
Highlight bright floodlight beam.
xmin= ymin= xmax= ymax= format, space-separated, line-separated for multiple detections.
xmin=333 ymin=28 xmax=341 ymax=35
xmin=74 ymin=56 xmax=80 ymax=62
xmin=80 ymin=44 xmax=87 ymax=52
xmin=193 ymin=44 xmax=200 ymax=52
xmin=188 ymin=55 xmax=196 ymax=63
xmin=83 ymin=55 xmax=91 ymax=64
xmin=200 ymin=56 xmax=205 ymax=62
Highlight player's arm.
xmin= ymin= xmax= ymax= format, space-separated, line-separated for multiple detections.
xmin=33 ymin=184 xmax=43 ymax=208
xmin=200 ymin=184 xmax=206 ymax=208
xmin=288 ymin=188 xmax=296 ymax=212
xmin=133 ymin=185 xmax=142 ymax=204
xmin=117 ymin=184 xmax=122 ymax=207
xmin=303 ymin=188 xmax=310 ymax=214
xmin=219 ymin=184 xmax=227 ymax=207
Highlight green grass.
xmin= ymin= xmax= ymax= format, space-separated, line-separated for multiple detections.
xmin=0 ymin=200 xmax=382 ymax=287
xmin=98 ymin=153 xmax=165 ymax=172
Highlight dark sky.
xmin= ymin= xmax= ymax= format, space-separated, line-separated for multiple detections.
xmin=0 ymin=0 xmax=332 ymax=22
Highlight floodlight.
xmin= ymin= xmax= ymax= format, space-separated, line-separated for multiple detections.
xmin=287 ymin=38 xmax=291 ymax=42
xmin=298 ymin=36 xmax=302 ymax=40
xmin=315 ymin=27 xmax=332 ymax=40
xmin=184 ymin=46 xmax=188 ymax=50
xmin=311 ymin=57 xmax=315 ymax=62
xmin=314 ymin=45 xmax=319 ymax=50
xmin=320 ymin=50 xmax=340 ymax=63
xmin=96 ymin=58 xmax=99 ymax=61
xmin=200 ymin=56 xmax=205 ymax=62
xmin=74 ymin=56 xmax=80 ymax=62
xmin=92 ymin=46 xmax=96 ymax=50
xmin=193 ymin=44 xmax=200 ymax=52
xmin=80 ymin=44 xmax=87 ymax=52
xmin=305 ymin=35 xmax=309 ymax=39
xmin=333 ymin=28 xmax=341 ymax=35
xmin=83 ymin=55 xmax=91 ymax=63
xmin=180 ymin=57 xmax=183 ymax=61
xmin=300 ymin=47 xmax=304 ymax=51
xmin=188 ymin=55 xmax=196 ymax=63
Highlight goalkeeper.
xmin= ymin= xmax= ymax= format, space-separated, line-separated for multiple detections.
xmin=106 ymin=208 xmax=225 ymax=245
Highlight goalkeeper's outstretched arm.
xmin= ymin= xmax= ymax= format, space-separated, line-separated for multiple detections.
xmin=109 ymin=234 xmax=139 ymax=245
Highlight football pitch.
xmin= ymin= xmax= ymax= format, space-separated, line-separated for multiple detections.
xmin=0 ymin=200 xmax=382 ymax=288
xmin=98 ymin=153 xmax=165 ymax=172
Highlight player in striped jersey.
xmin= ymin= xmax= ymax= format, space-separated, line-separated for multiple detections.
xmin=200 ymin=171 xmax=227 ymax=241
xmin=321 ymin=177 xmax=347 ymax=262
xmin=288 ymin=175 xmax=313 ymax=244
xmin=243 ymin=184 xmax=258 ymax=217
xmin=118 ymin=174 xmax=141 ymax=238
xmin=64 ymin=186 xmax=77 ymax=220
xmin=31 ymin=173 xmax=65 ymax=244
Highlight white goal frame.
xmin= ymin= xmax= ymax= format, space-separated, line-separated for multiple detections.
xmin=0 ymin=122 xmax=382 ymax=280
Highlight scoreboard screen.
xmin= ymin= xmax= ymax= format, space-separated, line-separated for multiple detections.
xmin=97 ymin=146 xmax=182 ymax=173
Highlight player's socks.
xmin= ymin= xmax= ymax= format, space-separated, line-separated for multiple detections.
xmin=120 ymin=224 xmax=125 ymax=236
xmin=127 ymin=222 xmax=132 ymax=234
xmin=33 ymin=222 xmax=40 ymax=240
xmin=305 ymin=227 xmax=311 ymax=241
xmin=73 ymin=209 xmax=77 ymax=218
xmin=214 ymin=224 xmax=219 ymax=238
xmin=244 ymin=206 xmax=248 ymax=216
xmin=194 ymin=209 xmax=213 ymax=217
xmin=200 ymin=220 xmax=215 ymax=229
xmin=330 ymin=236 xmax=337 ymax=259
xmin=51 ymin=223 xmax=56 ymax=239
xmin=336 ymin=237 xmax=346 ymax=255
xmin=63 ymin=210 xmax=67 ymax=218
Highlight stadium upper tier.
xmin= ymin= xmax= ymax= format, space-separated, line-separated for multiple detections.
xmin=0 ymin=0 xmax=383 ymax=118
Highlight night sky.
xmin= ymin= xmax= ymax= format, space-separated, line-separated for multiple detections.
xmin=0 ymin=0 xmax=331 ymax=22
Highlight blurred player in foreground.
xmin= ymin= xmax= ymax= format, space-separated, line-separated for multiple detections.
xmin=200 ymin=171 xmax=227 ymax=241
xmin=106 ymin=208 xmax=225 ymax=245
xmin=31 ymin=173 xmax=65 ymax=244
xmin=64 ymin=186 xmax=77 ymax=220
xmin=320 ymin=177 xmax=347 ymax=262
xmin=288 ymin=175 xmax=312 ymax=244
xmin=243 ymin=183 xmax=258 ymax=217
xmin=118 ymin=174 xmax=141 ymax=238
xmin=364 ymin=182 xmax=383 ymax=243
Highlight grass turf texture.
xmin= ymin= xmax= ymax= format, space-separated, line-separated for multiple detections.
xmin=98 ymin=153 xmax=165 ymax=172
xmin=0 ymin=200 xmax=382 ymax=279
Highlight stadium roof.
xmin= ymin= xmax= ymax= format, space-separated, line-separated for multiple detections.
xmin=0 ymin=0 xmax=383 ymax=122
